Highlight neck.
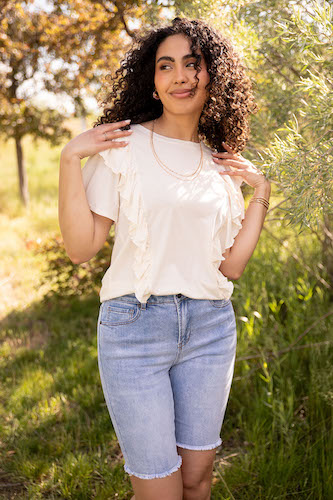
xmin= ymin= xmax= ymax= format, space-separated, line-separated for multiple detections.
xmin=154 ymin=112 xmax=201 ymax=143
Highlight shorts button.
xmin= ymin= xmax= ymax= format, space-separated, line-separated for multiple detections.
xmin=177 ymin=293 xmax=182 ymax=298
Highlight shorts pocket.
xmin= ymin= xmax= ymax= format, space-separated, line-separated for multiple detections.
xmin=99 ymin=300 xmax=141 ymax=326
xmin=209 ymin=298 xmax=231 ymax=308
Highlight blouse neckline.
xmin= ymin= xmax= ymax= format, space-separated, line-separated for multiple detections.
xmin=136 ymin=123 xmax=202 ymax=146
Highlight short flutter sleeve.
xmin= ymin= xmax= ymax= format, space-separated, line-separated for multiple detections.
xmin=223 ymin=179 xmax=245 ymax=250
xmin=81 ymin=153 xmax=120 ymax=223
xmin=211 ymin=172 xmax=246 ymax=278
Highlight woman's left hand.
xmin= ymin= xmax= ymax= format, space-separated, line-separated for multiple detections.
xmin=212 ymin=142 xmax=269 ymax=189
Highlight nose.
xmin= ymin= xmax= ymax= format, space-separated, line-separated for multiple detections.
xmin=174 ymin=65 xmax=189 ymax=84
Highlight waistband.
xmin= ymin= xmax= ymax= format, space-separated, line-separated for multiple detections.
xmin=104 ymin=293 xmax=192 ymax=306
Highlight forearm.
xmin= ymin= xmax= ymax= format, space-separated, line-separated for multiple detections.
xmin=58 ymin=152 xmax=95 ymax=263
xmin=219 ymin=181 xmax=271 ymax=279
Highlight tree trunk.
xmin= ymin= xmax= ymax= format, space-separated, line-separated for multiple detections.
xmin=15 ymin=137 xmax=29 ymax=207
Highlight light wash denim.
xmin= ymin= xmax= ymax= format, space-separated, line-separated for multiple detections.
xmin=97 ymin=292 xmax=237 ymax=480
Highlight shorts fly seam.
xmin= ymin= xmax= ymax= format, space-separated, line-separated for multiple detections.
xmin=175 ymin=297 xmax=184 ymax=351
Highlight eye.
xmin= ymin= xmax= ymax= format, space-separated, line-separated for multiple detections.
xmin=159 ymin=61 xmax=196 ymax=70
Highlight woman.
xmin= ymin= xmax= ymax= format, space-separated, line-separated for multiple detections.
xmin=58 ymin=16 xmax=270 ymax=500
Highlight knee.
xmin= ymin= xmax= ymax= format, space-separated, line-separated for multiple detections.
xmin=183 ymin=478 xmax=211 ymax=500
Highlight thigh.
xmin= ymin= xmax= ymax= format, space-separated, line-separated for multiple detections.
xmin=97 ymin=298 xmax=182 ymax=479
xmin=170 ymin=298 xmax=237 ymax=450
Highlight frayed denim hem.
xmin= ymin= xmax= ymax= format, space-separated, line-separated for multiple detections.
xmin=124 ymin=454 xmax=182 ymax=480
xmin=176 ymin=437 xmax=222 ymax=450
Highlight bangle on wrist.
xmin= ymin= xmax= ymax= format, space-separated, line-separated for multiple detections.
xmin=249 ymin=196 xmax=270 ymax=209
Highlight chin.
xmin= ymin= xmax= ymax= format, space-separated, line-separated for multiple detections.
xmin=162 ymin=99 xmax=205 ymax=113
xmin=165 ymin=108 xmax=201 ymax=117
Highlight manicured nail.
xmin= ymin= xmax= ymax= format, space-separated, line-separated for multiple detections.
xmin=124 ymin=119 xmax=131 ymax=123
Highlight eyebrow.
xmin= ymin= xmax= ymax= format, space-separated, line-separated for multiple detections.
xmin=156 ymin=54 xmax=197 ymax=64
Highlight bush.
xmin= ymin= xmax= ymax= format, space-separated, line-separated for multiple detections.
xmin=33 ymin=233 xmax=114 ymax=299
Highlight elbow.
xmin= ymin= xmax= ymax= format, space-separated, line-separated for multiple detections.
xmin=70 ymin=254 xmax=94 ymax=264
xmin=66 ymin=250 xmax=85 ymax=264
xmin=69 ymin=254 xmax=92 ymax=265
xmin=64 ymin=246 xmax=90 ymax=265
xmin=220 ymin=265 xmax=243 ymax=281
xmin=225 ymin=270 xmax=242 ymax=280
xmin=69 ymin=255 xmax=81 ymax=265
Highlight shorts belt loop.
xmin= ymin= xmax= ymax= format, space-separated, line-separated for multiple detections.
xmin=140 ymin=302 xmax=147 ymax=310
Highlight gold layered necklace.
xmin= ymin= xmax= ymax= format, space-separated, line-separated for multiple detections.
xmin=150 ymin=119 xmax=203 ymax=181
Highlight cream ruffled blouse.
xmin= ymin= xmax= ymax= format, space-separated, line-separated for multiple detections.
xmin=81 ymin=123 xmax=245 ymax=304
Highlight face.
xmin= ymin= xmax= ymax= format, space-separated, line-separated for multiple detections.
xmin=154 ymin=33 xmax=210 ymax=116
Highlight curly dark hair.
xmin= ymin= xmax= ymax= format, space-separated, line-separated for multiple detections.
xmin=93 ymin=16 xmax=257 ymax=153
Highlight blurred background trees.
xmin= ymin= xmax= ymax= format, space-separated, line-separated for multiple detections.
xmin=0 ymin=0 xmax=164 ymax=206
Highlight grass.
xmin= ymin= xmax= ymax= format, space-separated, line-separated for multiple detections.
xmin=0 ymin=118 xmax=332 ymax=499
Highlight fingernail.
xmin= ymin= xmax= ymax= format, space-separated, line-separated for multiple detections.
xmin=124 ymin=119 xmax=131 ymax=123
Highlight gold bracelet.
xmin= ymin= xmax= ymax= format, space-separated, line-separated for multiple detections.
xmin=250 ymin=198 xmax=270 ymax=208
xmin=251 ymin=196 xmax=270 ymax=204
xmin=250 ymin=200 xmax=269 ymax=209
xmin=249 ymin=197 xmax=270 ymax=209
xmin=252 ymin=196 xmax=270 ymax=203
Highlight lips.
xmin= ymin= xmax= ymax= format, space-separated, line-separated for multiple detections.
xmin=170 ymin=88 xmax=195 ymax=98
xmin=171 ymin=88 xmax=193 ymax=94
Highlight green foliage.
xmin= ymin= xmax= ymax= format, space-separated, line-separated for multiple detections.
xmin=260 ymin=114 xmax=332 ymax=230
xmin=258 ymin=0 xmax=333 ymax=230
xmin=32 ymin=233 xmax=115 ymax=299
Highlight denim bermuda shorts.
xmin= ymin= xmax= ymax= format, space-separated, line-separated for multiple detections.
xmin=97 ymin=292 xmax=237 ymax=480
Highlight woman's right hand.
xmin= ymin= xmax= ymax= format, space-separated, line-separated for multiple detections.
xmin=60 ymin=120 xmax=133 ymax=161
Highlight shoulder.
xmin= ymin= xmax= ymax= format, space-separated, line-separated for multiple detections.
xmin=127 ymin=123 xmax=147 ymax=141
xmin=201 ymin=142 xmax=214 ymax=161
xmin=201 ymin=142 xmax=213 ymax=154
xmin=136 ymin=121 xmax=152 ymax=131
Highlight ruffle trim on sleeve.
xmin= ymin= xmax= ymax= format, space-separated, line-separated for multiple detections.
xmin=98 ymin=143 xmax=152 ymax=304
xmin=211 ymin=179 xmax=245 ymax=295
